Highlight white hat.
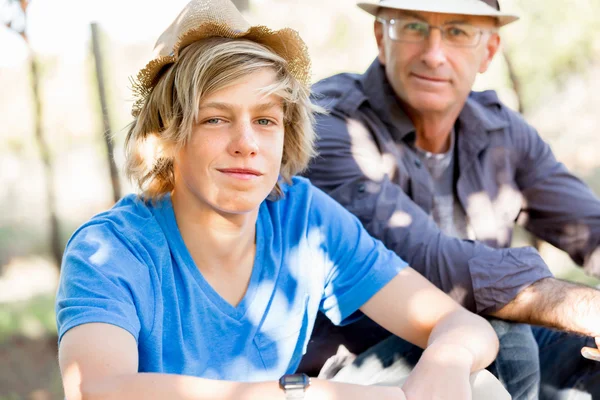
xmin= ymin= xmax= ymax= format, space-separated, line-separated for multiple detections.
xmin=357 ymin=0 xmax=519 ymax=27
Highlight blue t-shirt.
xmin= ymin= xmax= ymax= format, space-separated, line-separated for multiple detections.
xmin=56 ymin=177 xmax=407 ymax=382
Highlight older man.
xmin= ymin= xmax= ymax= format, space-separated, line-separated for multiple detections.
xmin=301 ymin=0 xmax=600 ymax=398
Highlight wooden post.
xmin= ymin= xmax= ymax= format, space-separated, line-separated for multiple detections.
xmin=91 ymin=22 xmax=121 ymax=203
xmin=13 ymin=0 xmax=63 ymax=268
xmin=503 ymin=46 xmax=524 ymax=114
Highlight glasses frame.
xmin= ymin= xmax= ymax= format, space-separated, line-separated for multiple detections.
xmin=377 ymin=17 xmax=497 ymax=48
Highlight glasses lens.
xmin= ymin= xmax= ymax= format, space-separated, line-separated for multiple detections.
xmin=390 ymin=19 xmax=429 ymax=42
xmin=443 ymin=24 xmax=480 ymax=46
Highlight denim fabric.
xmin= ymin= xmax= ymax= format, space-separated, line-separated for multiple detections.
xmin=534 ymin=327 xmax=599 ymax=400
xmin=487 ymin=320 xmax=540 ymax=400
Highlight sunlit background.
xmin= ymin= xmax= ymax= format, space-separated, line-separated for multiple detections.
xmin=1 ymin=0 xmax=599 ymax=398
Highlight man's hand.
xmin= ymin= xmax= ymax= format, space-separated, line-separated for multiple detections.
xmin=582 ymin=337 xmax=600 ymax=362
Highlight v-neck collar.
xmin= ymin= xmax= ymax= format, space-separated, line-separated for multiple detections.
xmin=154 ymin=195 xmax=267 ymax=321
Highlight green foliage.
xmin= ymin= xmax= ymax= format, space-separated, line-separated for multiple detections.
xmin=501 ymin=0 xmax=600 ymax=110
xmin=0 ymin=393 xmax=22 ymax=400
xmin=0 ymin=294 xmax=56 ymax=343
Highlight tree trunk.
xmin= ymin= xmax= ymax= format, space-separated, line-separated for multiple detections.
xmin=91 ymin=22 xmax=121 ymax=203
xmin=15 ymin=0 xmax=63 ymax=268
xmin=502 ymin=45 xmax=524 ymax=114
xmin=29 ymin=46 xmax=63 ymax=268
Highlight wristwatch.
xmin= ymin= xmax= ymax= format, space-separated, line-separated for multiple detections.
xmin=279 ymin=373 xmax=311 ymax=399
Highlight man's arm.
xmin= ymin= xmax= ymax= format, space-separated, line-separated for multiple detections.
xmin=59 ymin=323 xmax=405 ymax=400
xmin=306 ymin=111 xmax=600 ymax=336
xmin=491 ymin=277 xmax=600 ymax=337
xmin=509 ymin=109 xmax=600 ymax=277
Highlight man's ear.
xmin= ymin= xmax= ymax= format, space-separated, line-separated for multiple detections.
xmin=479 ymin=33 xmax=501 ymax=73
xmin=374 ymin=20 xmax=387 ymax=65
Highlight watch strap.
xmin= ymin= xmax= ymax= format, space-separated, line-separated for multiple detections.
xmin=283 ymin=386 xmax=306 ymax=399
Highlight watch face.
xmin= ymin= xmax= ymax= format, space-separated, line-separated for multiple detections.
xmin=280 ymin=373 xmax=310 ymax=390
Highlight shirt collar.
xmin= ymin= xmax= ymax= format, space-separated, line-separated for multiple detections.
xmin=360 ymin=58 xmax=509 ymax=148
xmin=360 ymin=59 xmax=415 ymax=142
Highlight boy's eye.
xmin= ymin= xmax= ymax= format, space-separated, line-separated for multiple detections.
xmin=257 ymin=119 xmax=272 ymax=126
xmin=205 ymin=118 xmax=222 ymax=124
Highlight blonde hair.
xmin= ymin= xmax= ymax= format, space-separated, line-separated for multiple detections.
xmin=125 ymin=37 xmax=320 ymax=200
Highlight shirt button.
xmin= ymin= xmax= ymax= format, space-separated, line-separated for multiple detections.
xmin=357 ymin=183 xmax=366 ymax=193
xmin=414 ymin=159 xmax=422 ymax=168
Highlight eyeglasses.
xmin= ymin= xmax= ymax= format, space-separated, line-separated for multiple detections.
xmin=377 ymin=18 xmax=495 ymax=48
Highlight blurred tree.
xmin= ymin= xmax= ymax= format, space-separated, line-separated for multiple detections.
xmin=4 ymin=0 xmax=63 ymax=269
xmin=502 ymin=0 xmax=600 ymax=111
xmin=499 ymin=0 xmax=600 ymax=251
xmin=91 ymin=22 xmax=121 ymax=204
xmin=502 ymin=46 xmax=524 ymax=114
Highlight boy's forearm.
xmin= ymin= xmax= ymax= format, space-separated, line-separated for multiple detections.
xmin=426 ymin=309 xmax=499 ymax=372
xmin=78 ymin=373 xmax=385 ymax=400
xmin=80 ymin=373 xmax=275 ymax=400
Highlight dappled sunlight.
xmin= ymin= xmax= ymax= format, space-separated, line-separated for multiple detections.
xmin=247 ymin=227 xmax=328 ymax=328
xmin=348 ymin=118 xmax=396 ymax=181
xmin=402 ymin=284 xmax=448 ymax=331
xmin=245 ymin=280 xmax=278 ymax=327
xmin=389 ymin=211 xmax=412 ymax=228
xmin=463 ymin=191 xmax=498 ymax=241
xmin=246 ymin=227 xmax=331 ymax=376
xmin=463 ymin=184 xmax=522 ymax=245
xmin=492 ymin=184 xmax=522 ymax=246
xmin=447 ymin=285 xmax=469 ymax=303
xmin=61 ymin=360 xmax=83 ymax=399
xmin=137 ymin=133 xmax=166 ymax=172
xmin=86 ymin=231 xmax=112 ymax=268
xmin=463 ymin=184 xmax=519 ymax=244
xmin=1 ymin=0 xmax=599 ymax=397
xmin=286 ymin=227 xmax=328 ymax=299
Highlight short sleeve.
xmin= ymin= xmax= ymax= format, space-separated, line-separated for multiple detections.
xmin=309 ymin=185 xmax=408 ymax=325
xmin=56 ymin=222 xmax=154 ymax=343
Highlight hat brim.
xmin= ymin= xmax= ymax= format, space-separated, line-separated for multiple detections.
xmin=132 ymin=22 xmax=310 ymax=115
xmin=357 ymin=0 xmax=519 ymax=27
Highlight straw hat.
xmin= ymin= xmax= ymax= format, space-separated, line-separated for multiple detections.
xmin=357 ymin=0 xmax=519 ymax=27
xmin=131 ymin=0 xmax=311 ymax=116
